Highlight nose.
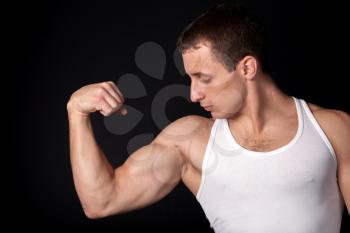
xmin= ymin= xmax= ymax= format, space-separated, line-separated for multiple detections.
xmin=190 ymin=81 xmax=205 ymax=103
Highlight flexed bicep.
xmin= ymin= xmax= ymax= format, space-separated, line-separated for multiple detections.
xmin=107 ymin=142 xmax=184 ymax=215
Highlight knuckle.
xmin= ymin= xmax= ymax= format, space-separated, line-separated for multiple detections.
xmin=101 ymin=82 xmax=110 ymax=88
xmin=96 ymin=87 xmax=106 ymax=95
xmin=110 ymin=102 xmax=118 ymax=108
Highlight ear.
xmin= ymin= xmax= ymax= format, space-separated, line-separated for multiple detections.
xmin=237 ymin=56 xmax=258 ymax=81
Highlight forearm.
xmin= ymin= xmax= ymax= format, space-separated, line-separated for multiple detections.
xmin=68 ymin=107 xmax=116 ymax=217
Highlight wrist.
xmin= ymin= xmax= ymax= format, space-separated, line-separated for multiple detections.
xmin=67 ymin=101 xmax=89 ymax=118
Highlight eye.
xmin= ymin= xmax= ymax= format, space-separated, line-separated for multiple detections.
xmin=200 ymin=77 xmax=211 ymax=83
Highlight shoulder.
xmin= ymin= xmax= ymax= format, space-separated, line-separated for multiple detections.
xmin=305 ymin=102 xmax=350 ymax=161
xmin=152 ymin=115 xmax=214 ymax=148
xmin=306 ymin=102 xmax=350 ymax=131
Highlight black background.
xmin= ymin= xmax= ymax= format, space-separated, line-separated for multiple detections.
xmin=13 ymin=0 xmax=349 ymax=232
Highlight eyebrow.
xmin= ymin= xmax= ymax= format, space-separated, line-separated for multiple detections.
xmin=188 ymin=72 xmax=213 ymax=78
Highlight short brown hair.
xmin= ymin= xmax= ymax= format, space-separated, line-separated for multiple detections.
xmin=177 ymin=3 xmax=268 ymax=73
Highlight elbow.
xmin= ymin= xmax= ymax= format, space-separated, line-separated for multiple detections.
xmin=83 ymin=207 xmax=107 ymax=219
xmin=79 ymin=188 xmax=123 ymax=218
xmin=82 ymin=203 xmax=113 ymax=219
xmin=84 ymin=207 xmax=123 ymax=219
xmin=82 ymin=201 xmax=122 ymax=219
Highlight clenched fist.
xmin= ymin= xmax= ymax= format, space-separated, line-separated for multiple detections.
xmin=67 ymin=81 xmax=127 ymax=116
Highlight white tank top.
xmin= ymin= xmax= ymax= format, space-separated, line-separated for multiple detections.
xmin=196 ymin=97 xmax=344 ymax=233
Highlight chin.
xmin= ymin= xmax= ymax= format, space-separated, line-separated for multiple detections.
xmin=211 ymin=111 xmax=229 ymax=119
xmin=211 ymin=109 xmax=237 ymax=119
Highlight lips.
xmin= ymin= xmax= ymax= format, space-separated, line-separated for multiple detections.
xmin=202 ymin=105 xmax=213 ymax=111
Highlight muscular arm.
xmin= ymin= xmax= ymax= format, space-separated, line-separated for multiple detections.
xmin=68 ymin=110 xmax=116 ymax=218
xmin=325 ymin=110 xmax=350 ymax=213
xmin=68 ymin=107 xmax=186 ymax=218
xmin=311 ymin=105 xmax=350 ymax=213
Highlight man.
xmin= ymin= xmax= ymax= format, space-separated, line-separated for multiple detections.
xmin=67 ymin=3 xmax=349 ymax=232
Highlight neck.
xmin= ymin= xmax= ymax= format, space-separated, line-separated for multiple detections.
xmin=230 ymin=73 xmax=292 ymax=135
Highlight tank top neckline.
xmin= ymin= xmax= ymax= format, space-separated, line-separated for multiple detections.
xmin=223 ymin=96 xmax=304 ymax=156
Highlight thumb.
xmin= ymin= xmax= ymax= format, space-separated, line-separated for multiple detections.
xmin=119 ymin=107 xmax=128 ymax=115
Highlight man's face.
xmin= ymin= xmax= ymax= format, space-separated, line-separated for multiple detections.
xmin=182 ymin=43 xmax=246 ymax=119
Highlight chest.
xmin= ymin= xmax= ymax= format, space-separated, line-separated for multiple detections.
xmin=235 ymin=134 xmax=293 ymax=152
xmin=231 ymin=118 xmax=298 ymax=152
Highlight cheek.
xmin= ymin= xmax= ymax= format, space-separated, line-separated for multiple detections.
xmin=212 ymin=88 xmax=243 ymax=118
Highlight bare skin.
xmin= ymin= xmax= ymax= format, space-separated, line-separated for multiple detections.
xmin=67 ymin=42 xmax=350 ymax=219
